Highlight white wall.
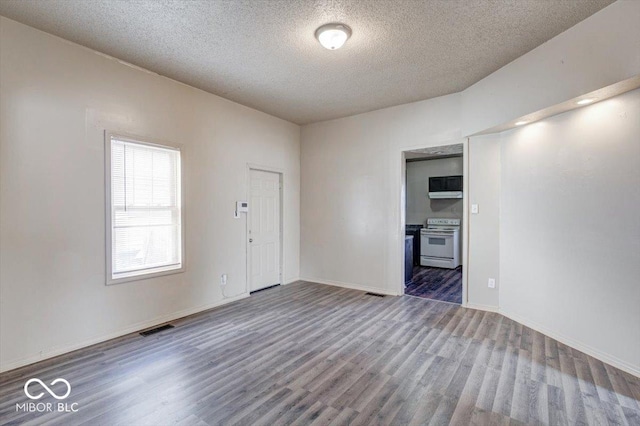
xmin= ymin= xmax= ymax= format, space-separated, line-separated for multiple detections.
xmin=299 ymin=0 xmax=640 ymax=375
xmin=466 ymin=135 xmax=501 ymax=310
xmin=0 ymin=17 xmax=300 ymax=372
xmin=406 ymin=157 xmax=463 ymax=226
xmin=499 ymin=89 xmax=640 ymax=375
xmin=300 ymin=94 xmax=463 ymax=295
xmin=461 ymin=0 xmax=640 ymax=136
xmin=3 ymin=0 xmax=640 ymax=377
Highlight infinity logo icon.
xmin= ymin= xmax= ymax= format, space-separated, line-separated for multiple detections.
xmin=24 ymin=378 xmax=71 ymax=400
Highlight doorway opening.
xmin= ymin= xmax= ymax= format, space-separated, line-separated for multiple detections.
xmin=247 ymin=167 xmax=283 ymax=293
xmin=402 ymin=143 xmax=465 ymax=304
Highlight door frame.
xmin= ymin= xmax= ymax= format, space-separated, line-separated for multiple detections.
xmin=398 ymin=139 xmax=469 ymax=306
xmin=246 ymin=164 xmax=284 ymax=293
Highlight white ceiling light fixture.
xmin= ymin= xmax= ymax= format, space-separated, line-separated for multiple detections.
xmin=515 ymin=121 xmax=529 ymax=126
xmin=315 ymin=23 xmax=352 ymax=50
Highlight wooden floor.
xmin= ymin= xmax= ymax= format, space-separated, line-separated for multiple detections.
xmin=405 ymin=266 xmax=462 ymax=304
xmin=1 ymin=282 xmax=639 ymax=425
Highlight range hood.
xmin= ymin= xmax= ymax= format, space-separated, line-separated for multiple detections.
xmin=429 ymin=191 xmax=463 ymax=199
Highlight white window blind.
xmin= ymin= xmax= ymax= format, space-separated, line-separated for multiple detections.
xmin=108 ymin=136 xmax=182 ymax=282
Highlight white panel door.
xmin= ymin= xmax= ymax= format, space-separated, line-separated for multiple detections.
xmin=249 ymin=169 xmax=281 ymax=292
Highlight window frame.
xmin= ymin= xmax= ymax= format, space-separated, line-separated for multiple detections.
xmin=104 ymin=131 xmax=186 ymax=286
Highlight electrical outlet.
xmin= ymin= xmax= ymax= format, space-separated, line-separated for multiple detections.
xmin=221 ymin=274 xmax=227 ymax=286
xmin=488 ymin=278 xmax=496 ymax=289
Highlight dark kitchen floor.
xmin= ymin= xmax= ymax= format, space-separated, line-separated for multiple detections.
xmin=405 ymin=265 xmax=462 ymax=304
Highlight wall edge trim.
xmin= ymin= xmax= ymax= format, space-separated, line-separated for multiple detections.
xmin=465 ymin=302 xmax=500 ymax=313
xmin=0 ymin=293 xmax=250 ymax=373
xmin=500 ymin=309 xmax=640 ymax=378
xmin=299 ymin=276 xmax=400 ymax=296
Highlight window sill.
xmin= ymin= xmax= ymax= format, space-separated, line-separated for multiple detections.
xmin=106 ymin=265 xmax=185 ymax=286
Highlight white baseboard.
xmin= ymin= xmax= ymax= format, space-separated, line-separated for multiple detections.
xmin=4 ymin=285 xmax=636 ymax=379
xmin=0 ymin=293 xmax=249 ymax=373
xmin=300 ymin=277 xmax=638 ymax=377
xmin=500 ymin=309 xmax=640 ymax=378
xmin=465 ymin=302 xmax=500 ymax=313
xmin=299 ymin=276 xmax=400 ymax=296
xmin=283 ymin=277 xmax=301 ymax=285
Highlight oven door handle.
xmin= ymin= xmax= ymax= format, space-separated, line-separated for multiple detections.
xmin=421 ymin=232 xmax=454 ymax=236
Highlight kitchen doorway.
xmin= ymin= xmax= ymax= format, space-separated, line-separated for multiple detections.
xmin=402 ymin=143 xmax=466 ymax=304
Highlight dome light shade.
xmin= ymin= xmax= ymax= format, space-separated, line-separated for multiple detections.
xmin=315 ymin=24 xmax=352 ymax=50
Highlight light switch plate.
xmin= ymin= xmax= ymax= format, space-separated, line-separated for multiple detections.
xmin=471 ymin=204 xmax=479 ymax=214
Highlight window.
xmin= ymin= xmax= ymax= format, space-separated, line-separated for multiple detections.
xmin=106 ymin=133 xmax=183 ymax=284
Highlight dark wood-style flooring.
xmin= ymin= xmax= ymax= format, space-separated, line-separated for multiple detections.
xmin=405 ymin=266 xmax=463 ymax=304
xmin=1 ymin=282 xmax=639 ymax=425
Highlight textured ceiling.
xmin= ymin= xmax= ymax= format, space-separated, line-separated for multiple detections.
xmin=0 ymin=0 xmax=614 ymax=124
xmin=406 ymin=144 xmax=463 ymax=160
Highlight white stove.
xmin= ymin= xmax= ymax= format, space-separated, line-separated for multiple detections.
xmin=420 ymin=218 xmax=461 ymax=269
